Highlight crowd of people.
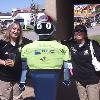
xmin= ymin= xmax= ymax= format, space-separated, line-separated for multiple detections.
xmin=0 ymin=13 xmax=100 ymax=100
xmin=74 ymin=17 xmax=96 ymax=28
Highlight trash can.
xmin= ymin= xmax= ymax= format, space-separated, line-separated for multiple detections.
xmin=31 ymin=69 xmax=61 ymax=100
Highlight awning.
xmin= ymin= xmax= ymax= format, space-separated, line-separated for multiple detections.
xmin=14 ymin=15 xmax=24 ymax=19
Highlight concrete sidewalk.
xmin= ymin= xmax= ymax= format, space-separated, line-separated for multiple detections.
xmin=87 ymin=25 xmax=100 ymax=36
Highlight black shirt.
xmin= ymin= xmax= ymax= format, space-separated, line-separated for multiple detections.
xmin=0 ymin=37 xmax=32 ymax=81
xmin=69 ymin=39 xmax=100 ymax=85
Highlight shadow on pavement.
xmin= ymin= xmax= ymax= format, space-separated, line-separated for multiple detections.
xmin=23 ymin=97 xmax=35 ymax=100
xmin=57 ymin=80 xmax=80 ymax=100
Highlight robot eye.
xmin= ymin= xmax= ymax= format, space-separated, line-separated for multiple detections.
xmin=46 ymin=22 xmax=51 ymax=29
xmin=37 ymin=23 xmax=42 ymax=29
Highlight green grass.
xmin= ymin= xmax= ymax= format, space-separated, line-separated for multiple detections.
xmin=89 ymin=35 xmax=100 ymax=44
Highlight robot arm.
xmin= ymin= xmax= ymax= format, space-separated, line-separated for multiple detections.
xmin=19 ymin=59 xmax=28 ymax=91
xmin=64 ymin=61 xmax=73 ymax=76
xmin=63 ymin=61 xmax=73 ymax=86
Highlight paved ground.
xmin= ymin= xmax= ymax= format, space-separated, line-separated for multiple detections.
xmin=23 ymin=25 xmax=100 ymax=40
xmin=87 ymin=25 xmax=100 ymax=36
xmin=0 ymin=25 xmax=100 ymax=40
xmin=23 ymin=31 xmax=39 ymax=41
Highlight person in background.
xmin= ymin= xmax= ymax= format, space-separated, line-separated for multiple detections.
xmin=69 ymin=24 xmax=100 ymax=100
xmin=0 ymin=21 xmax=32 ymax=100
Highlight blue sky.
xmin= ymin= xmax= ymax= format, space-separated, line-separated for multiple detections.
xmin=0 ymin=0 xmax=45 ymax=13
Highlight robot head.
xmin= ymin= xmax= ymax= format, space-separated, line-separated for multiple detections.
xmin=34 ymin=13 xmax=56 ymax=40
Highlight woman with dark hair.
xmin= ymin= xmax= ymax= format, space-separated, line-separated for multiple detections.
xmin=0 ymin=21 xmax=32 ymax=100
xmin=70 ymin=25 xmax=100 ymax=100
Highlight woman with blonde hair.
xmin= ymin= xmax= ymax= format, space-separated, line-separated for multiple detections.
xmin=0 ymin=21 xmax=32 ymax=100
xmin=4 ymin=21 xmax=23 ymax=45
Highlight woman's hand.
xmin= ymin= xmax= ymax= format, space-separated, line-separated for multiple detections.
xmin=0 ymin=59 xmax=6 ymax=66
xmin=5 ymin=59 xmax=15 ymax=67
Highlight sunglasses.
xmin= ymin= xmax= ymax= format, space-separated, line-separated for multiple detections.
xmin=74 ymin=29 xmax=86 ymax=33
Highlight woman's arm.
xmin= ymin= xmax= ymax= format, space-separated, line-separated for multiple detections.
xmin=92 ymin=40 xmax=100 ymax=60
